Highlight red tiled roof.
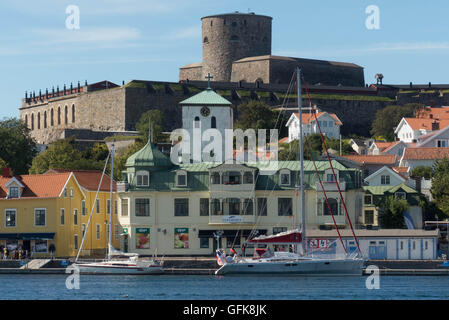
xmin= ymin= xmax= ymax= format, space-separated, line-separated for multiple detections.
xmin=392 ymin=166 xmax=409 ymax=174
xmin=402 ymin=147 xmax=449 ymax=160
xmin=0 ymin=173 xmax=71 ymax=199
xmin=46 ymin=169 xmax=116 ymax=192
xmin=415 ymin=107 xmax=449 ymax=120
xmin=404 ymin=118 xmax=449 ymax=131
xmin=341 ymin=154 xmax=396 ymax=165
xmin=294 ymin=112 xmax=342 ymax=126
xmin=279 ymin=137 xmax=289 ymax=144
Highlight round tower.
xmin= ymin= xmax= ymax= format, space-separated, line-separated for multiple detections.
xmin=201 ymin=12 xmax=272 ymax=82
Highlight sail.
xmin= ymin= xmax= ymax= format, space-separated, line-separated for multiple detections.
xmin=248 ymin=229 xmax=302 ymax=244
xmin=108 ymin=244 xmax=138 ymax=257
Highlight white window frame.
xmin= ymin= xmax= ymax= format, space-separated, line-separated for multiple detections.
xmin=96 ymin=224 xmax=101 ymax=240
xmin=279 ymin=169 xmax=291 ymax=186
xmin=70 ymin=187 xmax=74 ymax=198
xmin=8 ymin=186 xmax=19 ymax=199
xmin=176 ymin=170 xmax=187 ymax=187
xmin=34 ymin=208 xmax=46 ymax=227
xmin=381 ymin=175 xmax=390 ymax=185
xmin=81 ymin=200 xmax=86 ymax=216
xmin=73 ymin=209 xmax=78 ymax=225
xmin=395 ymin=192 xmax=406 ymax=200
xmin=5 ymin=209 xmax=17 ymax=228
xmin=136 ymin=170 xmax=149 ymax=187
xmin=74 ymin=234 xmax=79 ymax=250
xmin=115 ymin=224 xmax=119 ymax=240
xmin=96 ymin=199 xmax=100 ymax=214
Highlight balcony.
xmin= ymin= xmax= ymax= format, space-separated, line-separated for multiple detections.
xmin=209 ymin=214 xmax=256 ymax=225
xmin=317 ymin=215 xmax=347 ymax=227
xmin=316 ymin=181 xmax=346 ymax=192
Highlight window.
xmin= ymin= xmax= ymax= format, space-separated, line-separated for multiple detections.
xmin=279 ymin=170 xmax=291 ymax=186
xmin=224 ymin=198 xmax=240 ymax=215
xmin=211 ymin=199 xmax=221 ymax=215
xmin=135 ymin=198 xmax=150 ymax=216
xmin=200 ymin=198 xmax=209 ymax=216
xmin=44 ymin=111 xmax=47 ymax=128
xmin=107 ymin=199 xmax=111 ymax=214
xmin=114 ymin=200 xmax=118 ymax=215
xmin=60 ymin=208 xmax=65 ymax=225
xmin=82 ymin=224 xmax=86 ymax=237
xmin=176 ymin=171 xmax=187 ymax=187
xmin=211 ymin=116 xmax=216 ymax=129
xmin=203 ymin=36 xmax=209 ymax=43
xmin=327 ymin=174 xmax=335 ymax=182
xmin=64 ymin=105 xmax=68 ymax=124
xmin=381 ymin=175 xmax=390 ymax=185
xmin=323 ymin=198 xmax=339 ymax=216
xmin=400 ymin=241 xmax=403 ymax=250
xmin=121 ymin=199 xmax=129 ymax=216
xmin=64 ymin=188 xmax=67 ymax=197
xmin=425 ymin=241 xmax=428 ymax=250
xmin=200 ymin=238 xmax=209 ymax=248
xmin=243 ymin=172 xmax=253 ymax=184
xmin=328 ymin=121 xmax=333 ymax=127
xmin=273 ymin=227 xmax=287 ymax=235
xmin=73 ymin=209 xmax=78 ymax=225
xmin=174 ymin=199 xmax=189 ymax=216
xmin=364 ymin=194 xmax=373 ymax=205
xmin=278 ymin=198 xmax=292 ymax=216
xmin=34 ymin=209 xmax=46 ymax=226
xmin=37 ymin=112 xmax=40 ymax=129
xmin=395 ymin=192 xmax=406 ymax=200
xmin=31 ymin=114 xmax=34 ymax=130
xmin=81 ymin=200 xmax=86 ymax=216
xmin=365 ymin=210 xmax=374 ymax=225
xmin=210 ymin=172 xmax=220 ymax=184
xmin=70 ymin=188 xmax=74 ymax=198
xmin=223 ymin=171 xmax=241 ymax=185
xmin=35 ymin=240 xmax=48 ymax=253
xmin=437 ymin=140 xmax=447 ymax=148
xmin=96 ymin=224 xmax=101 ymax=240
xmin=242 ymin=199 xmax=253 ymax=215
xmin=50 ymin=109 xmax=54 ymax=126
xmin=5 ymin=209 xmax=16 ymax=227
xmin=58 ymin=107 xmax=61 ymax=125
xmin=194 ymin=116 xmax=200 ymax=128
xmin=136 ymin=171 xmax=149 ymax=187
xmin=74 ymin=235 xmax=78 ymax=250
xmin=257 ymin=198 xmax=267 ymax=216
xmin=322 ymin=121 xmax=328 ymax=127
xmin=96 ymin=199 xmax=100 ymax=213
xmin=115 ymin=224 xmax=119 ymax=240
xmin=9 ymin=187 xmax=19 ymax=198
xmin=72 ymin=104 xmax=75 ymax=123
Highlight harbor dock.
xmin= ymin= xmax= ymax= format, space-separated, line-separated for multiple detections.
xmin=1 ymin=258 xmax=449 ymax=275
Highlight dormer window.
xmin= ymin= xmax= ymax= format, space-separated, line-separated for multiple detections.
xmin=9 ymin=187 xmax=19 ymax=198
xmin=243 ymin=172 xmax=253 ymax=184
xmin=279 ymin=169 xmax=291 ymax=186
xmin=136 ymin=171 xmax=149 ymax=187
xmin=223 ymin=171 xmax=241 ymax=185
xmin=176 ymin=171 xmax=187 ymax=187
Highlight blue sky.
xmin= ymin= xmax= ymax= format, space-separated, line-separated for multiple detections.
xmin=1 ymin=0 xmax=449 ymax=119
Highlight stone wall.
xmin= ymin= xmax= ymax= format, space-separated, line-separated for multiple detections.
xmin=179 ymin=64 xmax=203 ymax=82
xmin=230 ymin=58 xmax=270 ymax=83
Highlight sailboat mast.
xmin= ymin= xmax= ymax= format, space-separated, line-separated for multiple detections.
xmin=108 ymin=144 xmax=114 ymax=259
xmin=297 ymin=67 xmax=306 ymax=255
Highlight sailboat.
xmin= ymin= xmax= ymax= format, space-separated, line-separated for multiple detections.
xmin=215 ymin=68 xmax=365 ymax=275
xmin=73 ymin=144 xmax=164 ymax=275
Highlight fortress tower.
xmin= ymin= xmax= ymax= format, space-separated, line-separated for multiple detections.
xmin=201 ymin=12 xmax=272 ymax=82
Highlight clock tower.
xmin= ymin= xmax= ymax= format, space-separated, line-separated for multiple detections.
xmin=179 ymin=74 xmax=233 ymax=163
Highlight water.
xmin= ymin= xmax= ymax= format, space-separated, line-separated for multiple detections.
xmin=1 ymin=274 xmax=449 ymax=300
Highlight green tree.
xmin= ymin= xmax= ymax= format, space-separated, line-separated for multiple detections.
xmin=370 ymin=103 xmax=424 ymax=141
xmin=235 ymin=100 xmax=282 ymax=133
xmin=136 ymin=109 xmax=165 ymax=143
xmin=113 ymin=140 xmax=145 ymax=180
xmin=0 ymin=157 xmax=8 ymax=169
xmin=431 ymin=158 xmax=449 ymax=216
xmin=411 ymin=166 xmax=433 ymax=180
xmin=0 ymin=118 xmax=36 ymax=174
xmin=378 ymin=196 xmax=408 ymax=229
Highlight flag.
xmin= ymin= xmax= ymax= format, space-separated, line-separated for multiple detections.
xmin=216 ymin=250 xmax=226 ymax=266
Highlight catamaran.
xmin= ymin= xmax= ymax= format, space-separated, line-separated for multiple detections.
xmin=73 ymin=144 xmax=163 ymax=275
xmin=215 ymin=68 xmax=365 ymax=275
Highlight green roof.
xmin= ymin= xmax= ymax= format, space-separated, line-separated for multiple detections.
xmin=179 ymin=88 xmax=232 ymax=106
xmin=125 ymin=141 xmax=173 ymax=169
xmin=363 ymin=183 xmax=418 ymax=195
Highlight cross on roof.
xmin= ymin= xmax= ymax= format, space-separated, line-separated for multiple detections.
xmin=205 ymin=73 xmax=213 ymax=88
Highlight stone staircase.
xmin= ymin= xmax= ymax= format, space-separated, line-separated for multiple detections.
xmin=20 ymin=259 xmax=51 ymax=269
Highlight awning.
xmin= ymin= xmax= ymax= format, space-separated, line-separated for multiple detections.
xmin=198 ymin=229 xmax=267 ymax=238
xmin=0 ymin=233 xmax=55 ymax=240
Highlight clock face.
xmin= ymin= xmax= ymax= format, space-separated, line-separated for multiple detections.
xmin=200 ymin=106 xmax=210 ymax=117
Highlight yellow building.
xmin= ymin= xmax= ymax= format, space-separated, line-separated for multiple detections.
xmin=0 ymin=169 xmax=119 ymax=258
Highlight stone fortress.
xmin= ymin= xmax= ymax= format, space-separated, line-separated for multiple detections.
xmin=19 ymin=11 xmax=449 ymax=146
xmin=180 ymin=12 xmax=365 ymax=86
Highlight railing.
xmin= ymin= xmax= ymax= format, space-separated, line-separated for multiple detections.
xmin=316 ymin=181 xmax=346 ymax=191
xmin=317 ymin=215 xmax=347 ymax=226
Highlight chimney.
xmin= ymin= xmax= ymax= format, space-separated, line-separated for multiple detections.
xmin=432 ymin=120 xmax=440 ymax=131
xmin=430 ymin=114 xmax=433 ymax=119
xmin=2 ymin=168 xmax=13 ymax=178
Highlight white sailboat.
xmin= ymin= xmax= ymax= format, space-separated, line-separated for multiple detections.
xmin=215 ymin=68 xmax=365 ymax=275
xmin=73 ymin=144 xmax=163 ymax=275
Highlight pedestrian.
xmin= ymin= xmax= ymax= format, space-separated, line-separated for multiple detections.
xmin=49 ymin=243 xmax=56 ymax=259
xmin=3 ymin=247 xmax=7 ymax=260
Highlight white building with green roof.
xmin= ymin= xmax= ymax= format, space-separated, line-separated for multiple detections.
xmin=116 ymin=139 xmax=366 ymax=256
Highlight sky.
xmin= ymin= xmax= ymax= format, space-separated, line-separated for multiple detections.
xmin=1 ymin=0 xmax=449 ymax=119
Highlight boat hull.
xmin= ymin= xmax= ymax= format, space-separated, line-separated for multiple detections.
xmin=73 ymin=263 xmax=164 ymax=275
xmin=215 ymin=258 xmax=364 ymax=275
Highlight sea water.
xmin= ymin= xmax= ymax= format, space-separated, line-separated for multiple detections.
xmin=0 ymin=274 xmax=449 ymax=300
